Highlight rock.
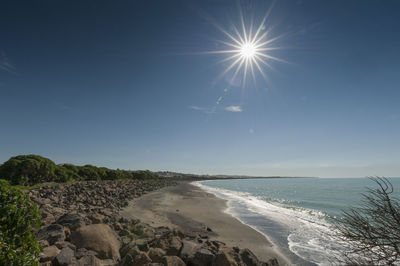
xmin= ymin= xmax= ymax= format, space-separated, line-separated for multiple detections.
xmin=38 ymin=239 xmax=49 ymax=248
xmin=135 ymin=238 xmax=149 ymax=251
xmin=148 ymin=247 xmax=166 ymax=263
xmin=120 ymin=254 xmax=134 ymax=266
xmin=70 ymin=224 xmax=120 ymax=261
xmin=54 ymin=247 xmax=75 ymax=266
xmin=163 ymin=256 xmax=186 ymax=266
xmin=179 ymin=239 xmax=200 ymax=262
xmin=89 ymin=213 xmax=105 ymax=224
xmin=239 ymin=248 xmax=259 ymax=266
xmin=167 ymin=236 xmax=182 ymax=256
xmin=54 ymin=241 xmax=76 ymax=252
xmin=120 ymin=243 xmax=141 ymax=259
xmin=192 ymin=248 xmax=215 ymax=265
xmin=37 ymin=224 xmax=65 ymax=245
xmin=119 ymin=229 xmax=130 ymax=237
xmin=57 ymin=213 xmax=86 ymax=230
xmin=77 ymin=255 xmax=102 ymax=266
xmin=41 ymin=211 xmax=56 ymax=226
xmin=133 ymin=252 xmax=152 ymax=265
xmin=212 ymin=250 xmax=238 ymax=266
xmin=267 ymin=258 xmax=279 ymax=266
xmin=75 ymin=248 xmax=99 ymax=259
xmin=39 ymin=245 xmax=60 ymax=262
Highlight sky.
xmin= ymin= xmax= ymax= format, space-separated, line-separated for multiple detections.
xmin=1 ymin=0 xmax=399 ymax=177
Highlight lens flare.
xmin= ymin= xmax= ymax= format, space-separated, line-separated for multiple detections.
xmin=201 ymin=3 xmax=286 ymax=86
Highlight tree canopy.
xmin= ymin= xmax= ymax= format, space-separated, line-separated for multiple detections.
xmin=0 ymin=155 xmax=159 ymax=186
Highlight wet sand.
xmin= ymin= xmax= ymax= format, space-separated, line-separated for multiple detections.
xmin=120 ymin=182 xmax=290 ymax=265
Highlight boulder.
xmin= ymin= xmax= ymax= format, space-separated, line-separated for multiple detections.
xmin=267 ymin=258 xmax=279 ymax=266
xmin=89 ymin=213 xmax=105 ymax=224
xmin=134 ymin=238 xmax=149 ymax=251
xmin=179 ymin=239 xmax=200 ymax=262
xmin=212 ymin=250 xmax=238 ymax=266
xmin=120 ymin=243 xmax=140 ymax=259
xmin=133 ymin=252 xmax=152 ymax=265
xmin=77 ymin=255 xmax=102 ymax=266
xmin=163 ymin=256 xmax=186 ymax=266
xmin=54 ymin=241 xmax=76 ymax=252
xmin=37 ymin=224 xmax=65 ymax=245
xmin=192 ymin=248 xmax=215 ymax=265
xmin=39 ymin=245 xmax=60 ymax=262
xmin=166 ymin=236 xmax=182 ymax=256
xmin=76 ymin=248 xmax=99 ymax=259
xmin=54 ymin=247 xmax=75 ymax=266
xmin=239 ymin=249 xmax=260 ymax=266
xmin=57 ymin=213 xmax=86 ymax=230
xmin=148 ymin=247 xmax=166 ymax=263
xmin=70 ymin=224 xmax=120 ymax=261
xmin=120 ymin=254 xmax=134 ymax=266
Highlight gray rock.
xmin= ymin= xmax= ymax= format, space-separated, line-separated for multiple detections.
xmin=39 ymin=245 xmax=60 ymax=262
xmin=76 ymin=248 xmax=99 ymax=259
xmin=120 ymin=254 xmax=134 ymax=266
xmin=135 ymin=238 xmax=149 ymax=251
xmin=148 ymin=247 xmax=166 ymax=263
xmin=163 ymin=255 xmax=186 ymax=266
xmin=54 ymin=241 xmax=76 ymax=252
xmin=212 ymin=249 xmax=238 ymax=266
xmin=239 ymin=248 xmax=260 ymax=266
xmin=77 ymin=255 xmax=102 ymax=266
xmin=267 ymin=258 xmax=279 ymax=266
xmin=57 ymin=213 xmax=86 ymax=230
xmin=179 ymin=239 xmax=201 ymax=262
xmin=133 ymin=252 xmax=152 ymax=265
xmin=54 ymin=247 xmax=75 ymax=266
xmin=167 ymin=236 xmax=182 ymax=256
xmin=70 ymin=224 xmax=120 ymax=261
xmin=37 ymin=224 xmax=65 ymax=245
xmin=192 ymin=248 xmax=215 ymax=265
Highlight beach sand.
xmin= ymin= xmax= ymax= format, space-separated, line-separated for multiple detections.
xmin=120 ymin=182 xmax=290 ymax=265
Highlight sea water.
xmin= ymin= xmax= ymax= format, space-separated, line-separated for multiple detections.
xmin=193 ymin=177 xmax=400 ymax=265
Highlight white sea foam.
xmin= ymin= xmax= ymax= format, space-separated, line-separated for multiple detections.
xmin=192 ymin=181 xmax=346 ymax=265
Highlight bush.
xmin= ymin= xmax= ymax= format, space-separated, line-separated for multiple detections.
xmin=0 ymin=154 xmax=160 ymax=186
xmin=335 ymin=177 xmax=400 ymax=265
xmin=0 ymin=155 xmax=59 ymax=185
xmin=0 ymin=179 xmax=42 ymax=265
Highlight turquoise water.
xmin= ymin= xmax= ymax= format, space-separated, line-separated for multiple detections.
xmin=194 ymin=177 xmax=400 ymax=265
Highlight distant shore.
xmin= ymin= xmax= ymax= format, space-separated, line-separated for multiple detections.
xmin=120 ymin=182 xmax=291 ymax=265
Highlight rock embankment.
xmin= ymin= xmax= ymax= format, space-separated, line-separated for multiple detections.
xmin=29 ymin=180 xmax=279 ymax=266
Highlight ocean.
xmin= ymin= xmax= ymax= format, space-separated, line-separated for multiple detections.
xmin=193 ymin=177 xmax=400 ymax=265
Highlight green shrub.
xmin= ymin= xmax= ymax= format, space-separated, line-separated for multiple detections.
xmin=0 ymin=154 xmax=160 ymax=185
xmin=0 ymin=155 xmax=59 ymax=185
xmin=0 ymin=179 xmax=41 ymax=265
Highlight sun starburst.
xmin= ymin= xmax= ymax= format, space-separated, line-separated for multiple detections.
xmin=204 ymin=4 xmax=285 ymax=86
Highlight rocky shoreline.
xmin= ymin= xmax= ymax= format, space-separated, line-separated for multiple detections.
xmin=29 ymin=180 xmax=279 ymax=266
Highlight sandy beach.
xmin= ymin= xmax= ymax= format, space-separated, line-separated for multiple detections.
xmin=120 ymin=182 xmax=290 ymax=265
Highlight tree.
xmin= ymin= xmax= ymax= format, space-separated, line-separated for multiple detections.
xmin=0 ymin=180 xmax=42 ymax=265
xmin=0 ymin=155 xmax=58 ymax=185
xmin=335 ymin=177 xmax=400 ymax=265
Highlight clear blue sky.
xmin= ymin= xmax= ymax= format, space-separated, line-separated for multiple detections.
xmin=1 ymin=0 xmax=399 ymax=177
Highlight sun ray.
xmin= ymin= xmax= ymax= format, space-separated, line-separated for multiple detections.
xmin=216 ymin=56 xmax=244 ymax=81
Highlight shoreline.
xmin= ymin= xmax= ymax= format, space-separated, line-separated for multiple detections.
xmin=120 ymin=181 xmax=291 ymax=265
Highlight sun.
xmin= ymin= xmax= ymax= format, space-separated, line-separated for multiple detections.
xmin=240 ymin=42 xmax=257 ymax=59
xmin=201 ymin=4 xmax=285 ymax=86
